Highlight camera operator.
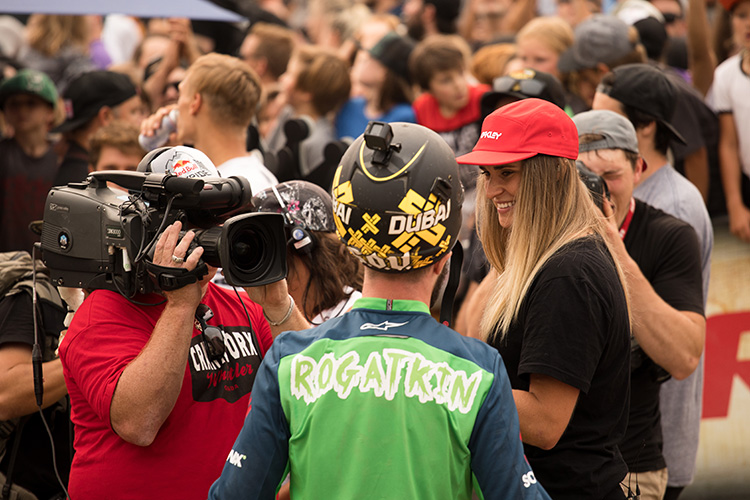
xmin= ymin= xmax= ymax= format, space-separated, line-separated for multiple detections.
xmin=573 ymin=110 xmax=705 ymax=500
xmin=57 ymin=212 xmax=306 ymax=499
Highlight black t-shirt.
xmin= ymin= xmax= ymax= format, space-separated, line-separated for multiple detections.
xmin=0 ymin=291 xmax=71 ymax=499
xmin=620 ymin=200 xmax=704 ymax=472
xmin=0 ymin=138 xmax=59 ymax=253
xmin=53 ymin=140 xmax=90 ymax=187
xmin=491 ymin=236 xmax=630 ymax=500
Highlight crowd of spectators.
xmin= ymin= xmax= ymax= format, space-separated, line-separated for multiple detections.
xmin=0 ymin=0 xmax=748 ymax=498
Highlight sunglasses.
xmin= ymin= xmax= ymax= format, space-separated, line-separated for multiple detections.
xmin=195 ymin=304 xmax=226 ymax=363
xmin=662 ymin=12 xmax=683 ymax=25
xmin=493 ymin=77 xmax=547 ymax=97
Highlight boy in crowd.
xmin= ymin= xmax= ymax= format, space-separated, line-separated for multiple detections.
xmin=53 ymin=70 xmax=143 ymax=186
xmin=409 ymin=34 xmax=490 ymax=159
xmin=267 ymin=45 xmax=351 ymax=185
xmin=0 ymin=69 xmax=59 ymax=253
xmin=89 ymin=120 xmax=146 ymax=172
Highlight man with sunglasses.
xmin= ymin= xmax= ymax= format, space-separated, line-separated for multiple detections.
xmin=57 ymin=149 xmax=308 ymax=500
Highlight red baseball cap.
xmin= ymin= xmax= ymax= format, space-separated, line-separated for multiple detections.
xmin=456 ymin=98 xmax=579 ymax=166
xmin=720 ymin=0 xmax=748 ymax=11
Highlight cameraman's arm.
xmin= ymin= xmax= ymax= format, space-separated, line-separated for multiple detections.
xmin=109 ymin=223 xmax=204 ymax=446
xmin=601 ymin=202 xmax=704 ymax=380
xmin=244 ymin=279 xmax=309 ymax=339
xmin=0 ymin=345 xmax=67 ymax=420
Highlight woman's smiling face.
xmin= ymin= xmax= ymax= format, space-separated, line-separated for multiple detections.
xmin=480 ymin=161 xmax=523 ymax=229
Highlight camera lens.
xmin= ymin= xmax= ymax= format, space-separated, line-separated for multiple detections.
xmin=230 ymin=228 xmax=265 ymax=272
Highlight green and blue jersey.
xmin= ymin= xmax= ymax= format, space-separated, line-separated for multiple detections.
xmin=209 ymin=298 xmax=550 ymax=500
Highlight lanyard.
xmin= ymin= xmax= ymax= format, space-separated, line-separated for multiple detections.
xmin=619 ymin=197 xmax=636 ymax=240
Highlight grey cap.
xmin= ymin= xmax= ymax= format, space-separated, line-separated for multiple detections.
xmin=558 ymin=15 xmax=635 ymax=72
xmin=573 ymin=109 xmax=640 ymax=155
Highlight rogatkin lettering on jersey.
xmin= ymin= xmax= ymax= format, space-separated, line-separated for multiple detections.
xmin=189 ymin=325 xmax=261 ymax=403
xmin=289 ymin=346 xmax=484 ymax=414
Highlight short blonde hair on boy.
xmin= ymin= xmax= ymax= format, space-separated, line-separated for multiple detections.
xmin=186 ymin=53 xmax=262 ymax=129
xmin=293 ymin=46 xmax=351 ymax=116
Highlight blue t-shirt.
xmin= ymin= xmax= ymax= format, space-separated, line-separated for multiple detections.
xmin=335 ymin=97 xmax=416 ymax=140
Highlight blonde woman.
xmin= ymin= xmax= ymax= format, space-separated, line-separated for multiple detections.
xmin=516 ymin=16 xmax=574 ymax=81
xmin=19 ymin=14 xmax=96 ymax=93
xmin=456 ymin=98 xmax=631 ymax=500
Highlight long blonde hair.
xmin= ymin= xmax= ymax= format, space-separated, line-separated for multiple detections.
xmin=26 ymin=15 xmax=90 ymax=57
xmin=476 ymin=154 xmax=629 ymax=341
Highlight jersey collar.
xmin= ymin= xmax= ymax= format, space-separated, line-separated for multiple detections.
xmin=352 ymin=297 xmax=430 ymax=314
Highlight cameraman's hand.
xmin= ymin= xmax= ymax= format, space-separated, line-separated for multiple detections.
xmin=153 ymin=221 xmax=204 ymax=307
xmin=243 ymin=278 xmax=290 ymax=313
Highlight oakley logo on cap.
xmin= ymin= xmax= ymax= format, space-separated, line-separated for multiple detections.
xmin=480 ymin=131 xmax=503 ymax=140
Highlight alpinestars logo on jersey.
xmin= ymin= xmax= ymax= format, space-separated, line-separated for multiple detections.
xmin=290 ymin=348 xmax=483 ymax=414
xmin=360 ymin=321 xmax=408 ymax=331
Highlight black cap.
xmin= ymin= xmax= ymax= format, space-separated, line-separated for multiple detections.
xmin=598 ymin=63 xmax=686 ymax=144
xmin=425 ymin=0 xmax=461 ymax=21
xmin=633 ymin=16 xmax=668 ymax=61
xmin=480 ymin=69 xmax=567 ymax=118
xmin=369 ymin=32 xmax=416 ymax=84
xmin=53 ymin=71 xmax=137 ymax=133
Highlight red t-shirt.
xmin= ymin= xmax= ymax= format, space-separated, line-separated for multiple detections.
xmin=412 ymin=83 xmax=490 ymax=133
xmin=59 ymin=283 xmax=273 ymax=500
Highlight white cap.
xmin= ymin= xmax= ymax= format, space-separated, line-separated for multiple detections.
xmin=142 ymin=145 xmax=220 ymax=179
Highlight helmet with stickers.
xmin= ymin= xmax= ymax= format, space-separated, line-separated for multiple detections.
xmin=331 ymin=121 xmax=463 ymax=272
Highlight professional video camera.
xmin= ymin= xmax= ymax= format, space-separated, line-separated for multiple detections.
xmin=39 ymin=147 xmax=288 ymax=297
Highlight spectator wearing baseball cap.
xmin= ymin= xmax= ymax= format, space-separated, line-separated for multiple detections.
xmin=0 ymin=69 xmax=61 ymax=253
xmin=558 ymin=15 xmax=647 ymax=108
xmin=594 ymin=63 xmax=713 ymax=500
xmin=575 ymin=109 xmax=706 ymax=500
xmin=710 ymin=0 xmax=750 ymax=242
xmin=336 ymin=31 xmax=416 ymax=140
xmin=52 ymin=70 xmax=144 ymax=187
xmin=456 ymin=98 xmax=631 ymax=500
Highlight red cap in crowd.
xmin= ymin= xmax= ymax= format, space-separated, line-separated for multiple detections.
xmin=719 ymin=0 xmax=747 ymax=11
xmin=456 ymin=98 xmax=579 ymax=166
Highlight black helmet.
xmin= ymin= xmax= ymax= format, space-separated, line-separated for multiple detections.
xmin=331 ymin=121 xmax=463 ymax=272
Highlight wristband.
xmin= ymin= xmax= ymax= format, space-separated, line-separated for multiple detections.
xmin=263 ymin=294 xmax=295 ymax=326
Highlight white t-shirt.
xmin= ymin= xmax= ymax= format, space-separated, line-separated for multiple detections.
xmin=217 ymin=151 xmax=278 ymax=195
xmin=310 ymin=287 xmax=362 ymax=325
xmin=708 ymin=54 xmax=750 ymax=178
